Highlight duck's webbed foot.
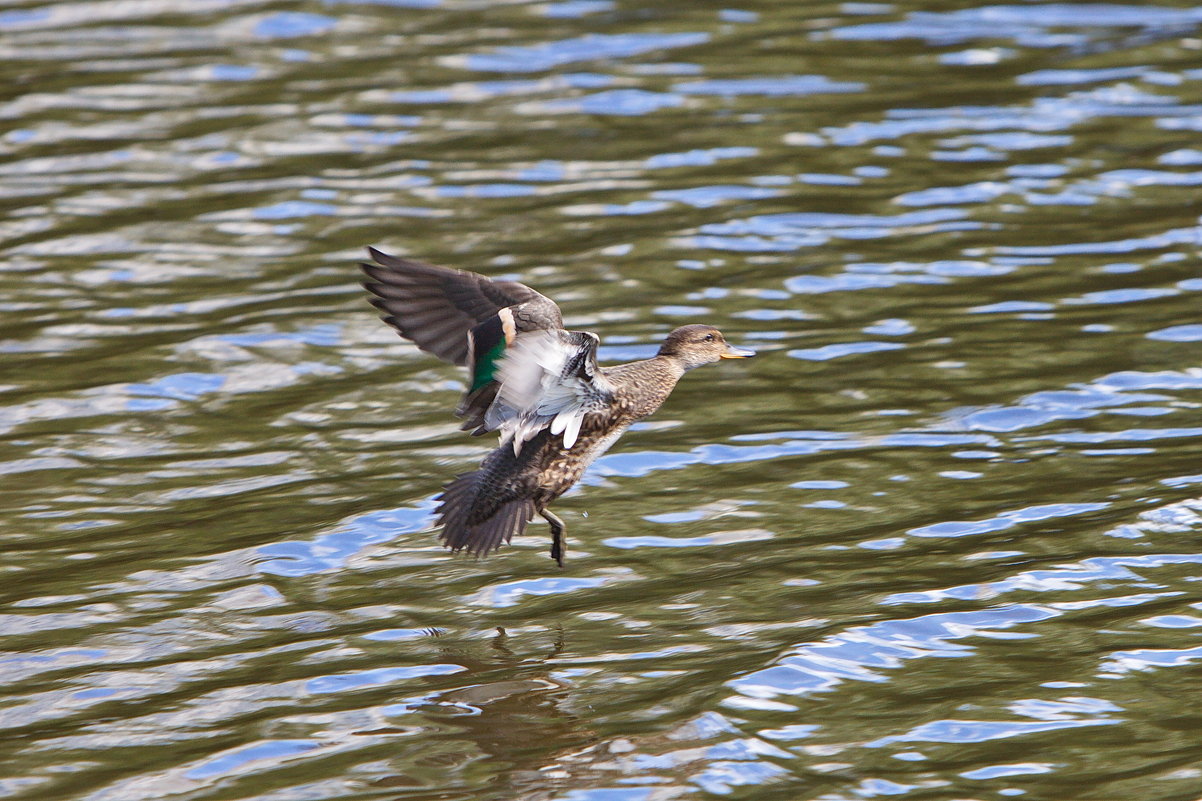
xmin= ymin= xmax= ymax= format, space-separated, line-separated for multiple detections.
xmin=541 ymin=509 xmax=566 ymax=568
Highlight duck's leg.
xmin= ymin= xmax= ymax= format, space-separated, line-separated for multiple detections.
xmin=541 ymin=509 xmax=566 ymax=567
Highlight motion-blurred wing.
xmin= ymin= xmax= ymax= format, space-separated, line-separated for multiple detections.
xmin=484 ymin=329 xmax=616 ymax=454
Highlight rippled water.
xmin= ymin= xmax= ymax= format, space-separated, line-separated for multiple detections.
xmin=4 ymin=1 xmax=1202 ymax=799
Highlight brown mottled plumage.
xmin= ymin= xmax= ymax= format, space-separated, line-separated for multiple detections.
xmin=361 ymin=248 xmax=754 ymax=566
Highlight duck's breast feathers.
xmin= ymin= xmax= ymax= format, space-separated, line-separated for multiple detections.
xmin=360 ymin=247 xmax=561 ymax=366
xmin=484 ymin=329 xmax=617 ymax=453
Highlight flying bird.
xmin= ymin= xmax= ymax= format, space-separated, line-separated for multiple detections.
xmin=361 ymin=247 xmax=754 ymax=566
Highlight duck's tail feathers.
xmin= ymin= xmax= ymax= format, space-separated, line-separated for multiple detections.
xmin=435 ymin=472 xmax=534 ymax=557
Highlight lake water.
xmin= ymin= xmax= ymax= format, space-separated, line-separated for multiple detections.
xmin=3 ymin=1 xmax=1202 ymax=799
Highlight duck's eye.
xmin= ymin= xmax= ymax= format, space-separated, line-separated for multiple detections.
xmin=703 ymin=333 xmax=715 ymax=342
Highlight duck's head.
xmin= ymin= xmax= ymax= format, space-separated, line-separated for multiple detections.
xmin=658 ymin=324 xmax=755 ymax=370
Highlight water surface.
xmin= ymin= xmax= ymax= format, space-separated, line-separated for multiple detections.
xmin=3 ymin=1 xmax=1202 ymax=799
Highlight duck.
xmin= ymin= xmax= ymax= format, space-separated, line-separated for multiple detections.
xmin=361 ymin=247 xmax=755 ymax=566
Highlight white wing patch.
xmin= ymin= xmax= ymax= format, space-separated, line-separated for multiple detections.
xmin=483 ymin=329 xmax=615 ymax=454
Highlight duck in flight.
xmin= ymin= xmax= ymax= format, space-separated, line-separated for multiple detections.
xmin=361 ymin=247 xmax=755 ymax=566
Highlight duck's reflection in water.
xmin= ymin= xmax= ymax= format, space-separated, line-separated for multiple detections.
xmin=365 ymin=627 xmax=597 ymax=796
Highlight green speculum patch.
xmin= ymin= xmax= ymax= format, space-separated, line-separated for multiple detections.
xmin=470 ymin=341 xmax=506 ymax=392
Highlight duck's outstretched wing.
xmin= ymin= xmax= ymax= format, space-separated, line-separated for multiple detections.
xmin=484 ymin=329 xmax=617 ymax=454
xmin=360 ymin=247 xmax=564 ymax=430
xmin=360 ymin=247 xmax=552 ymax=365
